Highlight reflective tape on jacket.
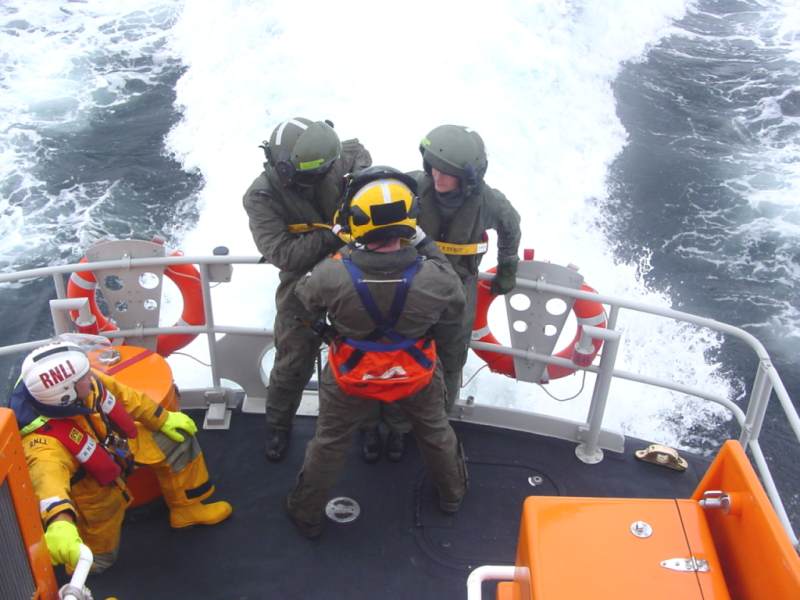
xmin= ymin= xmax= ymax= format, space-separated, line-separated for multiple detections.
xmin=287 ymin=222 xmax=331 ymax=234
xmin=435 ymin=241 xmax=489 ymax=256
xmin=39 ymin=419 xmax=122 ymax=486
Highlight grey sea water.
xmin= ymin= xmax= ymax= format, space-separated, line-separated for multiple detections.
xmin=607 ymin=0 xmax=800 ymax=522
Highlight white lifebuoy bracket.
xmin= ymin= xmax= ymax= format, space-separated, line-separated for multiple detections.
xmin=471 ymin=257 xmax=607 ymax=383
xmin=66 ymin=239 xmax=204 ymax=357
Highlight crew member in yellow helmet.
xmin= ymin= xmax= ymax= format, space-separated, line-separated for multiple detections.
xmin=286 ymin=166 xmax=467 ymax=538
xmin=334 ymin=170 xmax=427 ymax=464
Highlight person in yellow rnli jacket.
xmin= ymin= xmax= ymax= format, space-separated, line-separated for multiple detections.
xmin=9 ymin=341 xmax=233 ymax=573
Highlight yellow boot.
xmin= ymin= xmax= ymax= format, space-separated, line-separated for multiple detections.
xmin=150 ymin=440 xmax=233 ymax=529
xmin=169 ymin=500 xmax=232 ymax=529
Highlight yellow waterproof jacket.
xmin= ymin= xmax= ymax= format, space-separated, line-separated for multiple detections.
xmin=21 ymin=369 xmax=168 ymax=525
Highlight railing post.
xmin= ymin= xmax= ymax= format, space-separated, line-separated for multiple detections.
xmin=605 ymin=304 xmax=620 ymax=331
xmin=49 ymin=298 xmax=91 ymax=335
xmin=575 ymin=325 xmax=622 ymax=464
xmin=739 ymin=359 xmax=773 ymax=449
xmin=198 ymin=264 xmax=220 ymax=388
xmin=52 ymin=272 xmax=66 ymax=299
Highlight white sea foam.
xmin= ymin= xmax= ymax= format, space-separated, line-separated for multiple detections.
xmin=162 ymin=0 xmax=742 ymax=449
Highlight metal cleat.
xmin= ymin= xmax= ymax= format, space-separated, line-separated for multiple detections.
xmin=634 ymin=443 xmax=688 ymax=471
xmin=699 ymin=489 xmax=732 ymax=513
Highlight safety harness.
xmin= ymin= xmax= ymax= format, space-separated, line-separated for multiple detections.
xmin=327 ymin=256 xmax=436 ymax=402
xmin=20 ymin=378 xmax=139 ymax=486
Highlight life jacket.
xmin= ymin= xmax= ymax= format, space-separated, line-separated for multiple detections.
xmin=19 ymin=377 xmax=138 ymax=486
xmin=417 ymin=175 xmax=492 ymax=279
xmin=327 ymin=256 xmax=437 ymax=402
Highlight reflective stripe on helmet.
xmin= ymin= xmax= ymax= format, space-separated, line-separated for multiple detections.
xmin=298 ymin=158 xmax=326 ymax=171
xmin=275 ymin=118 xmax=308 ymax=145
xmin=354 ymin=180 xmax=400 ymax=204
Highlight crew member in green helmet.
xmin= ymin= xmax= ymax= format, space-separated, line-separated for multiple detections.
xmin=243 ymin=117 xmax=372 ymax=462
xmin=411 ymin=124 xmax=521 ymax=411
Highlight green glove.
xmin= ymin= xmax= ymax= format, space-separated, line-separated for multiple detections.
xmin=491 ymin=261 xmax=518 ymax=295
xmin=45 ymin=520 xmax=82 ymax=568
xmin=160 ymin=411 xmax=198 ymax=443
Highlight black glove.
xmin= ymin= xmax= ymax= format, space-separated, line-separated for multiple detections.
xmin=490 ymin=261 xmax=517 ymax=295
xmin=324 ymin=228 xmax=345 ymax=251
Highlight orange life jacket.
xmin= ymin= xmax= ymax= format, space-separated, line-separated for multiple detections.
xmin=34 ymin=378 xmax=138 ymax=485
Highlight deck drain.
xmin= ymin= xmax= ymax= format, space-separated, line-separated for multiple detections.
xmin=528 ymin=475 xmax=544 ymax=487
xmin=325 ymin=497 xmax=360 ymax=523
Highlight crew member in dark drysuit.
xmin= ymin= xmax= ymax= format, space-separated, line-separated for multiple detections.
xmin=285 ymin=166 xmax=467 ymax=538
xmin=412 ymin=124 xmax=521 ymax=411
xmin=243 ymin=117 xmax=371 ymax=461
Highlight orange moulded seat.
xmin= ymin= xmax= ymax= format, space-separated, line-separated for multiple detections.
xmin=89 ymin=345 xmax=179 ymax=508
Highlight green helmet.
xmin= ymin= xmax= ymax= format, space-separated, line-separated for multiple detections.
xmin=419 ymin=124 xmax=488 ymax=194
xmin=263 ymin=117 xmax=342 ymax=186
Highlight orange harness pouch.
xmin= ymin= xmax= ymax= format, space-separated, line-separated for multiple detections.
xmin=329 ymin=337 xmax=436 ymax=402
xmin=328 ymin=256 xmax=436 ymax=402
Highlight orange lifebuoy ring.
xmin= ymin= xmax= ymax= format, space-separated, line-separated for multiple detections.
xmin=471 ymin=266 xmax=606 ymax=382
xmin=67 ymin=249 xmax=205 ymax=357
xmin=67 ymin=256 xmax=119 ymax=334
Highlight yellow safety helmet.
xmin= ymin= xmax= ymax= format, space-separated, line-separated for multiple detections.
xmin=337 ymin=166 xmax=419 ymax=244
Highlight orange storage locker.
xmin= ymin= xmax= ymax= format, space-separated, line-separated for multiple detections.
xmin=516 ymin=496 xmax=729 ymax=599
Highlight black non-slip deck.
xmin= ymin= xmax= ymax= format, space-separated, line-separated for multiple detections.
xmin=81 ymin=411 xmax=708 ymax=599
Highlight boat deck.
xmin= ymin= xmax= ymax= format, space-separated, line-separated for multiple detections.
xmin=78 ymin=410 xmax=709 ymax=599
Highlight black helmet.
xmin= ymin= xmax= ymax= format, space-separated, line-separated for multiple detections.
xmin=337 ymin=166 xmax=419 ymax=244
xmin=419 ymin=124 xmax=488 ymax=195
xmin=262 ymin=117 xmax=342 ymax=186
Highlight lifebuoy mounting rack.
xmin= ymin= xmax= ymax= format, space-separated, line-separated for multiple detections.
xmin=67 ymin=239 xmax=205 ymax=357
xmin=471 ymin=250 xmax=607 ymax=383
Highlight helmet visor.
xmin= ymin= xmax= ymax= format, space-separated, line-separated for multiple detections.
xmin=286 ymin=157 xmax=336 ymax=187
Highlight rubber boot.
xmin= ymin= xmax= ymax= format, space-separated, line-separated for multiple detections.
xmin=266 ymin=426 xmax=290 ymax=462
xmin=170 ymin=499 xmax=233 ymax=529
xmin=385 ymin=431 xmax=406 ymax=462
xmin=360 ymin=427 xmax=382 ymax=463
xmin=153 ymin=448 xmax=233 ymax=529
xmin=285 ymin=496 xmax=323 ymax=540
